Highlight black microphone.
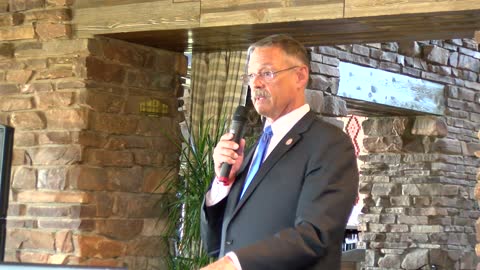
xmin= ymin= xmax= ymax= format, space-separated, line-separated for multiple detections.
xmin=218 ymin=105 xmax=247 ymax=184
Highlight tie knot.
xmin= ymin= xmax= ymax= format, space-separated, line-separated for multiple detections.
xmin=261 ymin=126 xmax=273 ymax=143
xmin=263 ymin=126 xmax=273 ymax=136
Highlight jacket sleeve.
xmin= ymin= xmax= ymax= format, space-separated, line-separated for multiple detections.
xmin=234 ymin=132 xmax=359 ymax=269
xmin=201 ymin=194 xmax=228 ymax=257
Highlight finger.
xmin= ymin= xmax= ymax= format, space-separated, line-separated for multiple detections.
xmin=219 ymin=133 xmax=234 ymax=141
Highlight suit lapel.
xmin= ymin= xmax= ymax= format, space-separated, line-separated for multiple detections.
xmin=228 ymin=111 xmax=317 ymax=222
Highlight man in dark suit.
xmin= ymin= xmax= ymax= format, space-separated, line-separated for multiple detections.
xmin=200 ymin=34 xmax=359 ymax=270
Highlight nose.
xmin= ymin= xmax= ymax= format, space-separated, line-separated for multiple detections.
xmin=251 ymin=74 xmax=264 ymax=88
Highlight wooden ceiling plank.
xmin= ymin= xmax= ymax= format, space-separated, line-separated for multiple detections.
xmin=73 ymin=1 xmax=201 ymax=38
xmin=200 ymin=1 xmax=344 ymax=27
xmin=345 ymin=0 xmax=480 ymax=18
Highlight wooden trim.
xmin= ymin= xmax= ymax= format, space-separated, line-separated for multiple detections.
xmin=345 ymin=0 xmax=480 ymax=18
xmin=73 ymin=1 xmax=200 ymax=38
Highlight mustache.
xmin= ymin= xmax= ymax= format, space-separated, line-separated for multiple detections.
xmin=251 ymin=88 xmax=271 ymax=100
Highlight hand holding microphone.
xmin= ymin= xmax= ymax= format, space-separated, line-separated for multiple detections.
xmin=213 ymin=105 xmax=247 ymax=185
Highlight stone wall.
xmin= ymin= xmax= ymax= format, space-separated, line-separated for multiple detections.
xmin=0 ymin=1 xmax=185 ymax=268
xmin=307 ymin=40 xmax=480 ymax=269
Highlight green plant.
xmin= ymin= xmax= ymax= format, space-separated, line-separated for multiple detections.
xmin=163 ymin=117 xmax=227 ymax=270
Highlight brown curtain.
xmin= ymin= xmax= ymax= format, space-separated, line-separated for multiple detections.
xmin=190 ymin=50 xmax=248 ymax=137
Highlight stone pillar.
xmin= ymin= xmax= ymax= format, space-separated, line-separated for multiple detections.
xmin=0 ymin=2 xmax=185 ymax=268
xmin=360 ymin=116 xmax=477 ymax=270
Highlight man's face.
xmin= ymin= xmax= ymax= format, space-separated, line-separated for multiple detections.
xmin=248 ymin=46 xmax=307 ymax=122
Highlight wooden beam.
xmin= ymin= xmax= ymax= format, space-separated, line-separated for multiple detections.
xmin=73 ymin=0 xmax=160 ymax=9
xmin=345 ymin=0 xmax=480 ymax=18
xmin=200 ymin=0 xmax=344 ymax=27
xmin=73 ymin=1 xmax=200 ymax=38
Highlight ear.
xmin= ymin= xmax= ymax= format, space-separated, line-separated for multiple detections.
xmin=296 ymin=65 xmax=309 ymax=88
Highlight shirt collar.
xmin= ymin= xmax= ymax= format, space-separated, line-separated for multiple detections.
xmin=264 ymin=104 xmax=310 ymax=138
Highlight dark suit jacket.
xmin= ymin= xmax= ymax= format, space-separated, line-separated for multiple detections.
xmin=201 ymin=111 xmax=359 ymax=270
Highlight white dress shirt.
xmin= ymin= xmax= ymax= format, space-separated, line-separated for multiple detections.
xmin=206 ymin=104 xmax=310 ymax=270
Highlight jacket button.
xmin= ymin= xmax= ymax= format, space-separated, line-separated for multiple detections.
xmin=226 ymin=240 xmax=233 ymax=245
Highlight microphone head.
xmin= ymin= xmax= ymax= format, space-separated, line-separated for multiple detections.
xmin=233 ymin=105 xmax=247 ymax=122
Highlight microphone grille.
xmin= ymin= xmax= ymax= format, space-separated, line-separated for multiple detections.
xmin=233 ymin=105 xmax=247 ymax=121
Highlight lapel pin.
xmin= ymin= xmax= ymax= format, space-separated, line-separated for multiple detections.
xmin=285 ymin=138 xmax=293 ymax=145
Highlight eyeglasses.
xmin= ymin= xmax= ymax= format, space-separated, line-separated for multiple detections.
xmin=240 ymin=66 xmax=299 ymax=84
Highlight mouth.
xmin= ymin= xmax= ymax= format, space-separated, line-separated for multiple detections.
xmin=252 ymin=89 xmax=270 ymax=103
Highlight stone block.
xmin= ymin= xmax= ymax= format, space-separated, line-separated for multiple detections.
xmin=0 ymin=25 xmax=35 ymax=41
xmin=86 ymin=57 xmax=126 ymax=84
xmin=316 ymin=46 xmax=339 ymax=57
xmin=411 ymin=116 xmax=447 ymax=137
xmin=28 ymin=145 xmax=81 ymax=165
xmin=379 ymin=62 xmax=401 ymax=72
xmin=0 ymin=13 xmax=24 ymax=26
xmin=390 ymin=196 xmax=410 ymax=206
xmin=310 ymin=62 xmax=339 ymax=77
xmin=126 ymin=194 xmax=165 ymax=218
xmin=322 ymin=55 xmax=340 ymax=67
xmin=136 ymin=117 xmax=177 ymax=137
xmin=0 ymin=97 xmax=33 ymax=111
xmin=431 ymin=138 xmax=462 ymax=155
xmin=55 ymin=230 xmax=74 ymax=253
xmin=363 ymin=136 xmax=403 ymax=153
xmin=12 ymin=167 xmax=36 ymax=189
xmin=37 ymin=167 xmax=66 ymax=189
xmin=423 ymin=45 xmax=449 ymax=65
xmin=397 ymin=215 xmax=428 ymax=225
xmin=85 ymin=149 xmax=133 ymax=167
xmin=24 ymin=8 xmax=71 ymax=22
xmin=46 ymin=0 xmax=74 ymax=6
xmin=9 ymin=0 xmax=45 ymax=11
xmin=458 ymin=54 xmax=480 ymax=72
xmin=96 ymin=219 xmax=143 ymax=240
xmin=401 ymin=249 xmax=428 ymax=269
xmin=35 ymin=91 xmax=74 ymax=109
xmin=102 ymin=38 xmax=146 ymax=67
xmin=92 ymin=113 xmax=138 ymax=135
xmin=362 ymin=117 xmax=409 ymax=136
xmin=322 ymin=95 xmax=347 ymax=117
xmin=6 ymin=70 xmax=33 ymax=84
xmin=126 ymin=236 xmax=166 ymax=257
xmin=17 ymin=190 xmax=90 ymax=203
xmin=22 ymin=82 xmax=53 ymax=93
xmin=465 ymin=80 xmax=480 ymax=91
xmin=106 ymin=166 xmax=142 ymax=192
xmin=76 ymin=234 xmax=126 ymax=258
xmin=11 ymin=111 xmax=45 ymax=130
xmin=371 ymin=183 xmax=399 ymax=196
xmin=38 ymin=131 xmax=78 ymax=145
xmin=352 ymin=44 xmax=370 ymax=56
xmin=86 ymin=91 xmax=124 ymax=113
xmin=27 ymin=205 xmax=72 ymax=217
xmin=14 ymin=132 xmax=36 ymax=147
xmin=7 ymin=228 xmax=54 ymax=251
xmin=68 ymin=165 xmax=107 ymax=191
xmin=141 ymin=218 xmax=167 ymax=236
xmin=382 ymin=42 xmax=399 ymax=52
xmin=308 ymin=74 xmax=331 ymax=91
xmin=398 ymin=41 xmax=421 ymax=57
xmin=36 ymin=67 xmax=73 ymax=80
xmin=0 ymin=43 xmax=14 ymax=59
xmin=402 ymin=67 xmax=422 ymax=78
xmin=421 ymin=71 xmax=455 ymax=84
xmin=304 ymin=89 xmax=323 ymax=113
xmin=378 ymin=254 xmax=401 ymax=269
xmin=143 ymin=167 xmax=176 ymax=193
xmin=35 ymin=23 xmax=71 ymax=40
xmin=45 ymin=109 xmax=88 ymax=130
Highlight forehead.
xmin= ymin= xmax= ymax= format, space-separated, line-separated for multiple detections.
xmin=248 ymin=46 xmax=290 ymax=71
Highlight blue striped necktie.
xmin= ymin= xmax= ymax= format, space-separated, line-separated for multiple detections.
xmin=240 ymin=126 xmax=273 ymax=199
